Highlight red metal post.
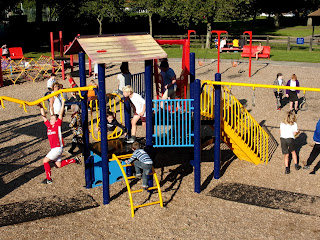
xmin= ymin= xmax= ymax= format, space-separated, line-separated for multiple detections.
xmin=243 ymin=31 xmax=252 ymax=77
xmin=0 ymin=59 xmax=3 ymax=87
xmin=50 ymin=32 xmax=55 ymax=74
xmin=211 ymin=30 xmax=228 ymax=73
xmin=59 ymin=31 xmax=63 ymax=57
xmin=69 ymin=42 xmax=74 ymax=72
xmin=89 ymin=58 xmax=92 ymax=76
xmin=61 ymin=60 xmax=65 ymax=80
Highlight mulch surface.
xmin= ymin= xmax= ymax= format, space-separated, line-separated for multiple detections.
xmin=1 ymin=59 xmax=320 ymax=239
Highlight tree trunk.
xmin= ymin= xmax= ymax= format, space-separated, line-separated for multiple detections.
xmin=274 ymin=13 xmax=280 ymax=28
xmin=98 ymin=17 xmax=103 ymax=35
xmin=36 ymin=0 xmax=43 ymax=24
xmin=205 ymin=22 xmax=212 ymax=49
xmin=149 ymin=13 xmax=153 ymax=36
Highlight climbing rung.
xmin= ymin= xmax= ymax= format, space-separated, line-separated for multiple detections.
xmin=127 ymin=176 xmax=135 ymax=180
xmin=131 ymin=186 xmax=158 ymax=194
xmin=133 ymin=201 xmax=161 ymax=209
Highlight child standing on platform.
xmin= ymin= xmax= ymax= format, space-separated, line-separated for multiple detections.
xmin=125 ymin=141 xmax=153 ymax=190
xmin=47 ymin=73 xmax=56 ymax=91
xmin=38 ymin=100 xmax=80 ymax=184
xmin=115 ymin=63 xmax=131 ymax=95
xmin=286 ymin=74 xmax=300 ymax=113
xmin=122 ymin=85 xmax=146 ymax=143
xmin=280 ymin=111 xmax=301 ymax=174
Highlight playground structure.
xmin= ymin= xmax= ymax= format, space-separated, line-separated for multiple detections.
xmin=2 ymin=31 xmax=320 ymax=217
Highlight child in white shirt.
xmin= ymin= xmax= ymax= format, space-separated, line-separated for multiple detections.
xmin=122 ymin=85 xmax=146 ymax=143
xmin=280 ymin=111 xmax=301 ymax=174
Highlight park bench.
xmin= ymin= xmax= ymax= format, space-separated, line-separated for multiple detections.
xmin=221 ymin=47 xmax=243 ymax=52
xmin=241 ymin=45 xmax=271 ymax=59
xmin=1 ymin=47 xmax=24 ymax=60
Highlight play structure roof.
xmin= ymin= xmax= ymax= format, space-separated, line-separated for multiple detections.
xmin=64 ymin=33 xmax=167 ymax=63
xmin=308 ymin=8 xmax=320 ymax=17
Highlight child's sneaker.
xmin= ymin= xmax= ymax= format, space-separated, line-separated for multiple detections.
xmin=142 ymin=185 xmax=148 ymax=191
xmin=134 ymin=173 xmax=142 ymax=179
xmin=285 ymin=168 xmax=290 ymax=174
xmin=75 ymin=157 xmax=81 ymax=164
xmin=125 ymin=136 xmax=136 ymax=143
xmin=303 ymin=165 xmax=310 ymax=169
xmin=41 ymin=179 xmax=53 ymax=184
xmin=295 ymin=164 xmax=301 ymax=170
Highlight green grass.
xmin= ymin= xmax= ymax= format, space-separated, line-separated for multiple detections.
xmin=24 ymin=51 xmax=52 ymax=59
xmin=164 ymin=47 xmax=320 ymax=63
xmin=271 ymin=26 xmax=320 ymax=37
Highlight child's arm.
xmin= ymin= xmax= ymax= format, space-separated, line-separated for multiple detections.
xmin=114 ymin=119 xmax=128 ymax=134
xmin=58 ymin=99 xmax=65 ymax=120
xmin=125 ymin=151 xmax=137 ymax=164
xmin=139 ymin=103 xmax=146 ymax=117
xmin=38 ymin=103 xmax=47 ymax=122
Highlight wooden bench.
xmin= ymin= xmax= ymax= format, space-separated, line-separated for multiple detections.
xmin=241 ymin=45 xmax=271 ymax=59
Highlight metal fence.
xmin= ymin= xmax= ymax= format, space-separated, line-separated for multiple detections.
xmin=131 ymin=72 xmax=145 ymax=98
xmin=152 ymin=99 xmax=194 ymax=147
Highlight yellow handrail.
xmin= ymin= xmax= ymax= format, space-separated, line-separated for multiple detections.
xmin=201 ymin=81 xmax=269 ymax=164
xmin=0 ymin=86 xmax=97 ymax=112
xmin=89 ymin=93 xmax=124 ymax=141
xmin=202 ymin=80 xmax=320 ymax=93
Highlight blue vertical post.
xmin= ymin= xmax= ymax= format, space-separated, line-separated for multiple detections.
xmin=124 ymin=99 xmax=132 ymax=177
xmin=214 ymin=73 xmax=221 ymax=179
xmin=98 ymin=63 xmax=110 ymax=205
xmin=190 ymin=52 xmax=195 ymax=103
xmin=79 ymin=52 xmax=91 ymax=189
xmin=145 ymin=60 xmax=153 ymax=189
xmin=194 ymin=79 xmax=201 ymax=193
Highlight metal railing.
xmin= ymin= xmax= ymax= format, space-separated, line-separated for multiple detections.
xmin=131 ymin=72 xmax=145 ymax=98
xmin=201 ymin=81 xmax=269 ymax=163
xmin=152 ymin=99 xmax=194 ymax=147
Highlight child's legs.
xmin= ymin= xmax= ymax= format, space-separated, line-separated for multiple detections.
xmin=134 ymin=161 xmax=142 ymax=175
xmin=291 ymin=150 xmax=298 ymax=164
xmin=284 ymin=154 xmax=289 ymax=167
xmin=306 ymin=144 xmax=320 ymax=166
xmin=295 ymin=100 xmax=298 ymax=110
xmin=289 ymin=101 xmax=293 ymax=110
xmin=131 ymin=115 xmax=140 ymax=136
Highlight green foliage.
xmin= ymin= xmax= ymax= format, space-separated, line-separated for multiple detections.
xmin=271 ymin=26 xmax=320 ymax=37
xmin=80 ymin=0 xmax=124 ymax=34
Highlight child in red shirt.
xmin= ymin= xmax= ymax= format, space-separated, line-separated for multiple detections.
xmin=38 ymin=99 xmax=80 ymax=184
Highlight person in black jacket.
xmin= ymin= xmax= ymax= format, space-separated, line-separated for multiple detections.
xmin=96 ymin=111 xmax=127 ymax=136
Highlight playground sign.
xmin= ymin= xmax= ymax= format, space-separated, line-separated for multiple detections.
xmin=297 ymin=38 xmax=304 ymax=44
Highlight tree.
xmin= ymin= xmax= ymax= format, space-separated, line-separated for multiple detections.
xmin=81 ymin=0 xmax=124 ymax=35
xmin=194 ymin=0 xmax=244 ymax=48
xmin=128 ymin=0 xmax=161 ymax=36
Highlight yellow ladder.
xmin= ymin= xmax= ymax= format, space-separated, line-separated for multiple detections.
xmin=111 ymin=154 xmax=163 ymax=217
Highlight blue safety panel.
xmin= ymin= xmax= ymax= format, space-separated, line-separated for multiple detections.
xmin=152 ymin=99 xmax=194 ymax=147
xmin=91 ymin=151 xmax=126 ymax=188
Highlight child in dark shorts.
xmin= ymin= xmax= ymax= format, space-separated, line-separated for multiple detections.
xmin=280 ymin=111 xmax=301 ymax=174
xmin=286 ymin=74 xmax=300 ymax=113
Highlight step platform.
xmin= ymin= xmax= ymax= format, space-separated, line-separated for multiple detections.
xmin=88 ymin=138 xmax=144 ymax=188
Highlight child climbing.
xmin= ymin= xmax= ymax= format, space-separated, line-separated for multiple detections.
xmin=122 ymin=85 xmax=146 ymax=143
xmin=125 ymin=141 xmax=153 ymax=190
xmin=38 ymin=100 xmax=80 ymax=184
xmin=68 ymin=104 xmax=83 ymax=154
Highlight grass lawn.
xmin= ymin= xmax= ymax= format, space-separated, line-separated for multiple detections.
xmin=271 ymin=26 xmax=320 ymax=37
xmin=164 ymin=47 xmax=320 ymax=63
